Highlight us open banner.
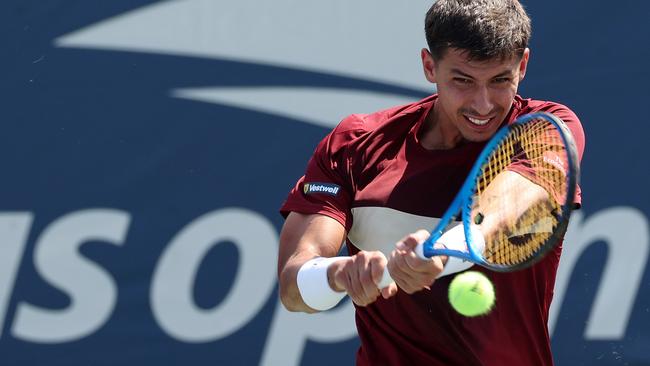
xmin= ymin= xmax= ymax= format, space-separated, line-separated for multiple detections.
xmin=1 ymin=1 xmax=648 ymax=365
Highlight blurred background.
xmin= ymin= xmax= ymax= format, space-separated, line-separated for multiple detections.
xmin=0 ymin=0 xmax=648 ymax=365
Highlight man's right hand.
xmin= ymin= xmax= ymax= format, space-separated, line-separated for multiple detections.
xmin=327 ymin=251 xmax=398 ymax=306
xmin=386 ymin=230 xmax=446 ymax=294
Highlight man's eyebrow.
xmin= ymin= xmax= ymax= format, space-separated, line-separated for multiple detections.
xmin=450 ymin=68 xmax=474 ymax=78
xmin=450 ymin=68 xmax=514 ymax=79
xmin=492 ymin=70 xmax=515 ymax=78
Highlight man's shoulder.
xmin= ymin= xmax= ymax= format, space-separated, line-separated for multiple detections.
xmin=337 ymin=95 xmax=434 ymax=132
xmin=515 ymin=95 xmax=585 ymax=156
xmin=332 ymin=95 xmax=434 ymax=140
xmin=515 ymin=96 xmax=580 ymax=123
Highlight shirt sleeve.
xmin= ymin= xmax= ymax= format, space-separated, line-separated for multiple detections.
xmin=538 ymin=104 xmax=585 ymax=208
xmin=279 ymin=115 xmax=363 ymax=231
xmin=509 ymin=103 xmax=585 ymax=208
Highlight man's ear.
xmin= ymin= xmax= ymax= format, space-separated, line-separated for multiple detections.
xmin=518 ymin=48 xmax=530 ymax=81
xmin=422 ymin=48 xmax=437 ymax=84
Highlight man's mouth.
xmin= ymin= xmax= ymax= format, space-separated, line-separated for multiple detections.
xmin=467 ymin=116 xmax=491 ymax=126
xmin=464 ymin=114 xmax=494 ymax=127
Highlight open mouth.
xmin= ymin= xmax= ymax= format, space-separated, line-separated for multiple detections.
xmin=463 ymin=114 xmax=494 ymax=128
xmin=467 ymin=116 xmax=491 ymax=126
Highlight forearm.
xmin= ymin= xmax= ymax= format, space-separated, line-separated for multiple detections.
xmin=279 ymin=254 xmax=319 ymax=313
xmin=277 ymin=213 xmax=347 ymax=313
xmin=474 ymin=170 xmax=550 ymax=238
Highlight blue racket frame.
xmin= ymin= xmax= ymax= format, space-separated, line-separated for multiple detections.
xmin=419 ymin=112 xmax=579 ymax=271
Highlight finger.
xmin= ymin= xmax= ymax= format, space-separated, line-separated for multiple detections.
xmin=369 ymin=252 xmax=389 ymax=287
xmin=404 ymin=249 xmax=447 ymax=286
xmin=380 ymin=283 xmax=398 ymax=299
xmin=394 ymin=243 xmax=429 ymax=274
xmin=394 ymin=270 xmax=425 ymax=294
xmin=397 ymin=229 xmax=431 ymax=250
xmin=401 ymin=253 xmax=441 ymax=288
xmin=404 ymin=250 xmax=434 ymax=272
xmin=396 ymin=232 xmax=440 ymax=276
xmin=390 ymin=247 xmax=439 ymax=293
xmin=349 ymin=255 xmax=378 ymax=306
xmin=329 ymin=259 xmax=348 ymax=292
xmin=332 ymin=264 xmax=350 ymax=294
xmin=388 ymin=251 xmax=426 ymax=294
xmin=357 ymin=254 xmax=380 ymax=302
xmin=345 ymin=259 xmax=367 ymax=305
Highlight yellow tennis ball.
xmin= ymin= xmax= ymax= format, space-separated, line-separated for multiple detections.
xmin=448 ymin=271 xmax=495 ymax=317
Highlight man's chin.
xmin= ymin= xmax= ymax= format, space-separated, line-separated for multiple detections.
xmin=461 ymin=129 xmax=497 ymax=143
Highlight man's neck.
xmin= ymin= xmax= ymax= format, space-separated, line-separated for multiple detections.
xmin=419 ymin=105 xmax=464 ymax=150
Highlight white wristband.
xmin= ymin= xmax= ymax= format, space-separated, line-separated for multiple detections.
xmin=297 ymin=257 xmax=347 ymax=311
xmin=436 ymin=224 xmax=485 ymax=278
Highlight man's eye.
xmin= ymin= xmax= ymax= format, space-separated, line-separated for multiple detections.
xmin=454 ymin=78 xmax=472 ymax=84
xmin=493 ymin=77 xmax=511 ymax=83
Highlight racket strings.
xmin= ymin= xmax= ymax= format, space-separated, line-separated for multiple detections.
xmin=475 ymin=118 xmax=569 ymax=266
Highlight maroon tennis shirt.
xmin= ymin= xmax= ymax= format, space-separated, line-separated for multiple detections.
xmin=281 ymin=94 xmax=585 ymax=366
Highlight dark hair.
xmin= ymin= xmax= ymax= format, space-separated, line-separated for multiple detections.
xmin=424 ymin=0 xmax=531 ymax=61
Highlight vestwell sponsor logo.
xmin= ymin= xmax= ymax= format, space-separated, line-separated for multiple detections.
xmin=303 ymin=183 xmax=340 ymax=196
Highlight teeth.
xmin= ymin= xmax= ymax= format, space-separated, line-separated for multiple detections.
xmin=467 ymin=116 xmax=490 ymax=126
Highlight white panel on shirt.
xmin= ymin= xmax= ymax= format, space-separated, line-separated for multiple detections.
xmin=348 ymin=207 xmax=457 ymax=255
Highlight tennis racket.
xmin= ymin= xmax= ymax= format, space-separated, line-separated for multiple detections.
xmin=379 ymin=111 xmax=579 ymax=288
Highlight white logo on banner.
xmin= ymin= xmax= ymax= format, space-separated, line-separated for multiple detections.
xmin=54 ymin=0 xmax=432 ymax=127
xmin=0 ymin=207 xmax=648 ymax=361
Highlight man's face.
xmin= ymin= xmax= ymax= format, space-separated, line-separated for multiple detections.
xmin=423 ymin=48 xmax=529 ymax=142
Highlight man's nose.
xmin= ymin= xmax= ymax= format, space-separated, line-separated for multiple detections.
xmin=471 ymin=87 xmax=495 ymax=116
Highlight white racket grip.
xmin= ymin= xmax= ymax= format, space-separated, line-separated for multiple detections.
xmin=378 ymin=268 xmax=394 ymax=289
xmin=414 ymin=242 xmax=426 ymax=259
xmin=436 ymin=224 xmax=486 ymax=278
xmin=377 ymin=243 xmax=427 ymax=289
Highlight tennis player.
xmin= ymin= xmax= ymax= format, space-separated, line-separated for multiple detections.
xmin=278 ymin=0 xmax=585 ymax=364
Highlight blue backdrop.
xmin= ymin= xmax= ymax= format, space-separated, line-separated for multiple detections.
xmin=1 ymin=1 xmax=648 ymax=365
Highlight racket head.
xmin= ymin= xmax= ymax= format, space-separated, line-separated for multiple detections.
xmin=461 ymin=112 xmax=580 ymax=271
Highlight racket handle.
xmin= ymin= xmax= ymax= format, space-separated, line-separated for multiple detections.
xmin=377 ymin=243 xmax=428 ymax=289
xmin=377 ymin=267 xmax=394 ymax=289
xmin=414 ymin=242 xmax=427 ymax=259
